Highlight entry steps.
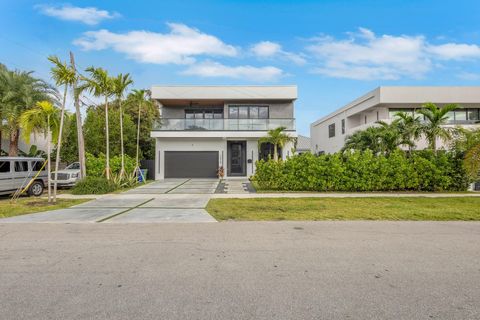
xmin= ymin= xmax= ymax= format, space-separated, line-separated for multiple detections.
xmin=224 ymin=180 xmax=251 ymax=194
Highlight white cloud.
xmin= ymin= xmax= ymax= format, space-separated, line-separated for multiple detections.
xmin=307 ymin=29 xmax=430 ymax=80
xmin=427 ymin=43 xmax=480 ymax=60
xmin=36 ymin=4 xmax=119 ymax=25
xmin=182 ymin=61 xmax=283 ymax=82
xmin=251 ymin=41 xmax=306 ymax=65
xmin=74 ymin=23 xmax=238 ymax=64
xmin=307 ymin=28 xmax=480 ymax=80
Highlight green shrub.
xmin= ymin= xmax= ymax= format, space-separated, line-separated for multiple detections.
xmin=86 ymin=152 xmax=136 ymax=177
xmin=252 ymin=150 xmax=469 ymax=192
xmin=71 ymin=176 xmax=118 ymax=195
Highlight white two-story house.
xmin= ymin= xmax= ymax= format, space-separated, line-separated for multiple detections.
xmin=150 ymin=85 xmax=297 ymax=180
xmin=311 ymin=87 xmax=480 ymax=154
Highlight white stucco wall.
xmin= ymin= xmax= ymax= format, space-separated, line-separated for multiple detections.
xmin=155 ymin=137 xmax=294 ymax=180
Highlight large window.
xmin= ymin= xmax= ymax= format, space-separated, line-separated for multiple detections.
xmin=228 ymin=105 xmax=269 ymax=119
xmin=328 ymin=123 xmax=335 ymax=138
xmin=389 ymin=107 xmax=480 ymax=123
xmin=185 ymin=108 xmax=223 ymax=119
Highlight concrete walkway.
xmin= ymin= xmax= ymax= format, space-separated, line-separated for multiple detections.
xmin=1 ymin=180 xmax=219 ymax=223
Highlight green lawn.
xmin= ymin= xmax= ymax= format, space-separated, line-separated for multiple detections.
xmin=206 ymin=197 xmax=480 ymax=221
xmin=0 ymin=197 xmax=91 ymax=219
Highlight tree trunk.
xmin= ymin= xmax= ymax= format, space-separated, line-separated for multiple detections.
xmin=105 ymin=96 xmax=110 ymax=180
xmin=8 ymin=129 xmax=19 ymax=156
xmin=47 ymin=118 xmax=51 ymax=203
xmin=135 ymin=100 xmax=142 ymax=173
xmin=273 ymin=143 xmax=278 ymax=162
xmin=0 ymin=130 xmax=2 ymax=153
xmin=119 ymin=99 xmax=125 ymax=178
xmin=53 ymin=85 xmax=67 ymax=203
xmin=70 ymin=52 xmax=86 ymax=179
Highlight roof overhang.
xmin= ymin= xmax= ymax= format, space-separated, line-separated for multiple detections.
xmin=150 ymin=85 xmax=297 ymax=102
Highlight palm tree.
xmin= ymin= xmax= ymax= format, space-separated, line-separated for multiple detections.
xmin=0 ymin=67 xmax=56 ymax=156
xmin=127 ymin=89 xmax=150 ymax=172
xmin=343 ymin=126 xmax=383 ymax=154
xmin=80 ymin=67 xmax=114 ymax=179
xmin=376 ymin=121 xmax=403 ymax=155
xmin=258 ymin=126 xmax=294 ymax=161
xmin=416 ymin=103 xmax=457 ymax=152
xmin=48 ymin=55 xmax=76 ymax=202
xmin=111 ymin=73 xmax=133 ymax=177
xmin=392 ymin=111 xmax=422 ymax=152
xmin=19 ymin=101 xmax=60 ymax=202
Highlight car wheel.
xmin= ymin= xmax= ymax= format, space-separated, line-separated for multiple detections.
xmin=28 ymin=181 xmax=44 ymax=197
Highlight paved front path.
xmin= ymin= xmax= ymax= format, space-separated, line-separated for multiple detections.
xmin=1 ymin=179 xmax=218 ymax=223
xmin=0 ymin=221 xmax=479 ymax=319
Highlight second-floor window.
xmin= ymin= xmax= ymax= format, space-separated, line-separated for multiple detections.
xmin=341 ymin=119 xmax=345 ymax=134
xmin=328 ymin=123 xmax=335 ymax=138
xmin=185 ymin=108 xmax=223 ymax=119
xmin=228 ymin=105 xmax=269 ymax=119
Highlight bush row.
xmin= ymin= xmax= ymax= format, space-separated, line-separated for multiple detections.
xmin=85 ymin=152 xmax=136 ymax=177
xmin=252 ymin=150 xmax=469 ymax=192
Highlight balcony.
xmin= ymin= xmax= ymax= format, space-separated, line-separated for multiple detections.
xmin=153 ymin=118 xmax=295 ymax=131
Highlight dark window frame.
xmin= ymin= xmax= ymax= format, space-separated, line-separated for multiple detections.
xmin=341 ymin=119 xmax=345 ymax=135
xmin=185 ymin=108 xmax=224 ymax=119
xmin=228 ymin=105 xmax=270 ymax=119
xmin=328 ymin=123 xmax=336 ymax=138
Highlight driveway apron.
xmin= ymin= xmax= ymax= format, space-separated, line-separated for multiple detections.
xmin=0 ymin=179 xmax=219 ymax=223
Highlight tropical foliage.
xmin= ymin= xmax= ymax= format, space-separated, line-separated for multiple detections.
xmin=258 ymin=126 xmax=294 ymax=161
xmin=253 ymin=150 xmax=469 ymax=192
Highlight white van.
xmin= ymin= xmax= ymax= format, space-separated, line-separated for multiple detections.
xmin=0 ymin=157 xmax=48 ymax=196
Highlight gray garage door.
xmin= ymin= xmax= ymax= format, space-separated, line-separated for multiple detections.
xmin=164 ymin=151 xmax=219 ymax=178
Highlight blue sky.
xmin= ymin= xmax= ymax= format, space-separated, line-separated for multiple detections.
xmin=2 ymin=0 xmax=480 ymax=135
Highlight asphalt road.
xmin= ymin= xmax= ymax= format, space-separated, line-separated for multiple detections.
xmin=1 ymin=221 xmax=479 ymax=320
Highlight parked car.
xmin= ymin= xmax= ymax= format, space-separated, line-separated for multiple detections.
xmin=0 ymin=157 xmax=48 ymax=196
xmin=50 ymin=162 xmax=81 ymax=187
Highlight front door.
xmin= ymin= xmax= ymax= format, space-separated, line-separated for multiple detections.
xmin=228 ymin=141 xmax=246 ymax=176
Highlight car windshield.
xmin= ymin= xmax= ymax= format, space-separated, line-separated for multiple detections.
xmin=66 ymin=163 xmax=80 ymax=170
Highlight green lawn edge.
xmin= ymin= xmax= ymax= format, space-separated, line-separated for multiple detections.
xmin=0 ymin=198 xmax=92 ymax=219
xmin=206 ymin=197 xmax=480 ymax=221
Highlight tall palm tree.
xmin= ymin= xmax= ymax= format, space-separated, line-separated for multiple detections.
xmin=19 ymin=101 xmax=60 ymax=202
xmin=111 ymin=73 xmax=133 ymax=177
xmin=127 ymin=89 xmax=150 ymax=172
xmin=48 ymin=55 xmax=76 ymax=202
xmin=80 ymin=67 xmax=114 ymax=179
xmin=416 ymin=103 xmax=457 ymax=152
xmin=258 ymin=126 xmax=294 ymax=161
xmin=0 ymin=67 xmax=56 ymax=156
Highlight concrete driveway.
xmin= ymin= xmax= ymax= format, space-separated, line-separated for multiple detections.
xmin=124 ymin=178 xmax=219 ymax=194
xmin=0 ymin=179 xmax=219 ymax=223
xmin=1 ymin=221 xmax=479 ymax=320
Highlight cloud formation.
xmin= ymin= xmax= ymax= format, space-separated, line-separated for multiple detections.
xmin=74 ymin=23 xmax=238 ymax=64
xmin=251 ymin=41 xmax=306 ymax=65
xmin=36 ymin=4 xmax=119 ymax=25
xmin=307 ymin=28 xmax=480 ymax=80
xmin=182 ymin=61 xmax=283 ymax=82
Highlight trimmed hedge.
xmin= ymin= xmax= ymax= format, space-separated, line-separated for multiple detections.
xmin=252 ymin=150 xmax=469 ymax=192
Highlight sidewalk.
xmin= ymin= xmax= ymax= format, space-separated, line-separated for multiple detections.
xmin=211 ymin=192 xmax=480 ymax=198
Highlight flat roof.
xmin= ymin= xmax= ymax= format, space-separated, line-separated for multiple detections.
xmin=312 ymin=86 xmax=480 ymax=126
xmin=151 ymin=85 xmax=297 ymax=101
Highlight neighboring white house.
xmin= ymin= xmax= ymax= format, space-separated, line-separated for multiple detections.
xmin=311 ymin=87 xmax=480 ymax=154
xmin=150 ymin=85 xmax=297 ymax=180
xmin=296 ymin=135 xmax=311 ymax=154
xmin=1 ymin=131 xmax=49 ymax=155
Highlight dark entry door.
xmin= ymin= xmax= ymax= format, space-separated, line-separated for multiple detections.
xmin=164 ymin=151 xmax=218 ymax=178
xmin=228 ymin=141 xmax=246 ymax=176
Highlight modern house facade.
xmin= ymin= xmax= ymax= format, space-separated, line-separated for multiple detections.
xmin=150 ymin=85 xmax=297 ymax=180
xmin=311 ymin=87 xmax=480 ymax=154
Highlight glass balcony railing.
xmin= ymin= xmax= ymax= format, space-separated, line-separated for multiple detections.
xmin=152 ymin=118 xmax=295 ymax=131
